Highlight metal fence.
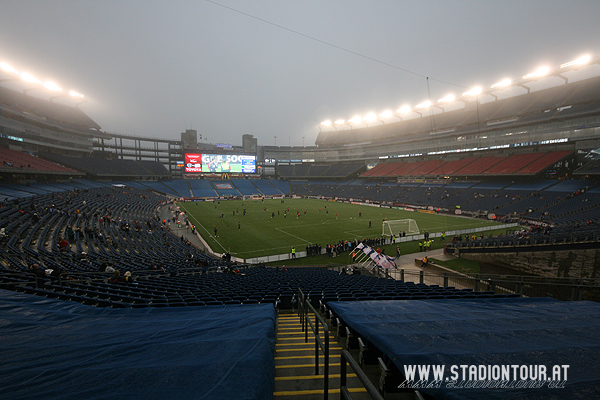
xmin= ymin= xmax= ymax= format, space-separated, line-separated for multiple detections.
xmin=395 ymin=268 xmax=600 ymax=302
xmin=245 ymin=223 xmax=519 ymax=265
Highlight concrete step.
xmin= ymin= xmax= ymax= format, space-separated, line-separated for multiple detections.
xmin=274 ymin=313 xmax=370 ymax=399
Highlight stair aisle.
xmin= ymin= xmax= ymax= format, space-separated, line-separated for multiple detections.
xmin=273 ymin=313 xmax=370 ymax=399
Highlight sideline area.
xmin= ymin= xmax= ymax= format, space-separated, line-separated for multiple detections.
xmin=164 ymin=200 xmax=516 ymax=266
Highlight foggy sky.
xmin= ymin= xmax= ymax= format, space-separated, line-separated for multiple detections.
xmin=0 ymin=0 xmax=599 ymax=148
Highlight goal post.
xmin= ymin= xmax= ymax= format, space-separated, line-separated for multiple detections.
xmin=382 ymin=219 xmax=420 ymax=237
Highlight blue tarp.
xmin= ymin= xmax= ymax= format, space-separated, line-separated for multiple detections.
xmin=329 ymin=298 xmax=600 ymax=400
xmin=0 ymin=290 xmax=276 ymax=400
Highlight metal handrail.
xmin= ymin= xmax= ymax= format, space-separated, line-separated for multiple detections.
xmin=340 ymin=350 xmax=384 ymax=400
xmin=298 ymin=288 xmax=330 ymax=400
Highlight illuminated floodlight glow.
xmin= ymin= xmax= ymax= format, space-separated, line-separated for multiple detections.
xmin=349 ymin=116 xmax=362 ymax=124
xmin=397 ymin=105 xmax=411 ymax=114
xmin=560 ymin=55 xmax=591 ymax=69
xmin=334 ymin=119 xmax=345 ymax=125
xmin=44 ymin=81 xmax=62 ymax=91
xmin=523 ymin=66 xmax=550 ymax=79
xmin=0 ymin=62 xmax=19 ymax=74
xmin=462 ymin=87 xmax=482 ymax=97
xmin=438 ymin=94 xmax=455 ymax=103
xmin=379 ymin=110 xmax=393 ymax=118
xmin=21 ymin=72 xmax=42 ymax=84
xmin=363 ymin=112 xmax=377 ymax=122
xmin=69 ymin=90 xmax=84 ymax=98
xmin=320 ymin=120 xmax=331 ymax=126
xmin=415 ymin=100 xmax=431 ymax=109
xmin=491 ymin=78 xmax=512 ymax=88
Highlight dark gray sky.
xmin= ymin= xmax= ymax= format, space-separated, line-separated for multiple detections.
xmin=0 ymin=0 xmax=598 ymax=147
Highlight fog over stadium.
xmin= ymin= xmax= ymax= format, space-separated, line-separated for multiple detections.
xmin=0 ymin=0 xmax=598 ymax=147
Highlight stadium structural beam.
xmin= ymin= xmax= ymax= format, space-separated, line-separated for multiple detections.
xmin=76 ymin=97 xmax=88 ymax=109
xmin=476 ymin=54 xmax=600 ymax=103
xmin=22 ymin=87 xmax=38 ymax=95
xmin=50 ymin=93 xmax=69 ymax=102
xmin=518 ymin=84 xmax=531 ymax=94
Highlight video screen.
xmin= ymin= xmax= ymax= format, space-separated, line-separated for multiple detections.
xmin=184 ymin=153 xmax=203 ymax=173
xmin=184 ymin=153 xmax=256 ymax=174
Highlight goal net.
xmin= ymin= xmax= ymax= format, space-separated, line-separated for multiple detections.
xmin=382 ymin=219 xmax=420 ymax=236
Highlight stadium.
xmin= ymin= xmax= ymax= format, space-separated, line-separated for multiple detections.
xmin=1 ymin=40 xmax=600 ymax=400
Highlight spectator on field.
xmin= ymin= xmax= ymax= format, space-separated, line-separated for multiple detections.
xmin=58 ymin=237 xmax=69 ymax=252
xmin=29 ymin=263 xmax=48 ymax=284
xmin=99 ymin=262 xmax=115 ymax=273
xmin=66 ymin=226 xmax=75 ymax=243
xmin=123 ymin=271 xmax=134 ymax=283
xmin=30 ymin=263 xmax=68 ymax=284
xmin=109 ymin=270 xmax=124 ymax=283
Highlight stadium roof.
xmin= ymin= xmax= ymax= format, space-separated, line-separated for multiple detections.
xmin=316 ymin=73 xmax=600 ymax=148
xmin=0 ymin=85 xmax=105 ymax=138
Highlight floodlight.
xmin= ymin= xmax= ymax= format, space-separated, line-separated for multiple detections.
xmin=44 ymin=81 xmax=62 ymax=91
xmin=364 ymin=113 xmax=377 ymax=122
xmin=397 ymin=105 xmax=411 ymax=114
xmin=560 ymin=55 xmax=591 ymax=69
xmin=416 ymin=100 xmax=431 ymax=109
xmin=349 ymin=116 xmax=362 ymax=124
xmin=462 ymin=87 xmax=482 ymax=97
xmin=69 ymin=91 xmax=84 ymax=98
xmin=438 ymin=94 xmax=455 ymax=103
xmin=379 ymin=110 xmax=393 ymax=118
xmin=523 ymin=66 xmax=549 ymax=79
xmin=491 ymin=79 xmax=512 ymax=88
xmin=0 ymin=62 xmax=19 ymax=74
xmin=334 ymin=119 xmax=345 ymax=125
xmin=320 ymin=120 xmax=331 ymax=126
xmin=21 ymin=72 xmax=41 ymax=84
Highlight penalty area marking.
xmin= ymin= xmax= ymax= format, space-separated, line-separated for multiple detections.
xmin=274 ymin=227 xmax=312 ymax=244
xmin=343 ymin=229 xmax=377 ymax=238
xmin=184 ymin=212 xmax=228 ymax=252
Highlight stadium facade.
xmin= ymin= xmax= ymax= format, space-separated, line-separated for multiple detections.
xmin=1 ymin=56 xmax=600 ymax=182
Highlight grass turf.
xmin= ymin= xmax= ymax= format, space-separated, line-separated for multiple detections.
xmin=430 ymin=257 xmax=482 ymax=274
xmin=179 ymin=198 xmax=504 ymax=261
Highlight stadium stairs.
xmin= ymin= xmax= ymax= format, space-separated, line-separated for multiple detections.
xmin=274 ymin=311 xmax=375 ymax=399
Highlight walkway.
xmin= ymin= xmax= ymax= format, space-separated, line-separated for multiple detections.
xmin=273 ymin=313 xmax=370 ymax=399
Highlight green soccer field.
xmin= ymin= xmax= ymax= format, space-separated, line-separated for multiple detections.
xmin=179 ymin=198 xmax=502 ymax=260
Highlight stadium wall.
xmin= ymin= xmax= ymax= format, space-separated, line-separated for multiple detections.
xmin=462 ymin=247 xmax=600 ymax=278
xmin=190 ymin=229 xmax=245 ymax=263
xmin=244 ymin=223 xmax=517 ymax=264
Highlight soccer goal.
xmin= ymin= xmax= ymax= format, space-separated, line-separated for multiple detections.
xmin=382 ymin=219 xmax=420 ymax=236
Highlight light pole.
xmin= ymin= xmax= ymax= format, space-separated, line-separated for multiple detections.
xmin=302 ymin=136 xmax=305 ymax=147
xmin=274 ymin=136 xmax=277 ymax=146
